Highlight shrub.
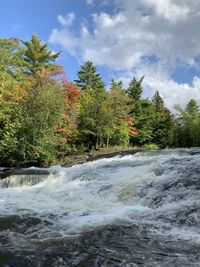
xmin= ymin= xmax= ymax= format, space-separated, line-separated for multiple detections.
xmin=143 ymin=143 xmax=160 ymax=150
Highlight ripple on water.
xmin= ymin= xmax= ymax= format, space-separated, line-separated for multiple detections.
xmin=0 ymin=149 xmax=200 ymax=266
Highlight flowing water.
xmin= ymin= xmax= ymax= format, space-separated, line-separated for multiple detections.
xmin=0 ymin=149 xmax=200 ymax=266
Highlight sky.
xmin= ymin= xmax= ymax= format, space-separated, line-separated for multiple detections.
xmin=1 ymin=0 xmax=200 ymax=109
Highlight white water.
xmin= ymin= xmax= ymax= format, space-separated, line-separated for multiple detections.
xmin=1 ymin=149 xmax=200 ymax=254
xmin=0 ymin=156 xmax=155 ymax=233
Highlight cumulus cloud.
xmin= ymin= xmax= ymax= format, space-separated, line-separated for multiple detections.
xmin=57 ymin=12 xmax=75 ymax=26
xmin=50 ymin=1 xmax=200 ymax=70
xmin=118 ymin=64 xmax=200 ymax=109
xmin=49 ymin=1 xmax=200 ymax=107
xmin=140 ymin=0 xmax=189 ymax=23
xmin=144 ymin=73 xmax=200 ymax=111
xmin=49 ymin=28 xmax=78 ymax=55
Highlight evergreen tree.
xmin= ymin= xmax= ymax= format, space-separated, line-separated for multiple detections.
xmin=126 ymin=76 xmax=153 ymax=145
xmin=110 ymin=78 xmax=123 ymax=91
xmin=174 ymin=99 xmax=200 ymax=147
xmin=21 ymin=34 xmax=61 ymax=75
xmin=75 ymin=61 xmax=105 ymax=91
xmin=76 ymin=61 xmax=107 ymax=148
xmin=186 ymin=99 xmax=199 ymax=115
xmin=152 ymin=91 xmax=165 ymax=112
xmin=130 ymin=99 xmax=154 ymax=145
xmin=126 ymin=76 xmax=144 ymax=101
xmin=152 ymin=91 xmax=174 ymax=147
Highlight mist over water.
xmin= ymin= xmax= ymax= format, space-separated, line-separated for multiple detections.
xmin=0 ymin=149 xmax=200 ymax=266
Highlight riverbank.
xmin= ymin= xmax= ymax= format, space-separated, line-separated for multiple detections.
xmin=60 ymin=147 xmax=146 ymax=166
xmin=0 ymin=148 xmax=146 ymax=179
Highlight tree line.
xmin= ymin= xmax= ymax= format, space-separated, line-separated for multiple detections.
xmin=0 ymin=34 xmax=199 ymax=166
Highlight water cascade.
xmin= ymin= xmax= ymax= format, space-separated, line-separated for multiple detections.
xmin=0 ymin=149 xmax=200 ymax=266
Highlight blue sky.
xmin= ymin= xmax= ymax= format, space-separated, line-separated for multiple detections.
xmin=1 ymin=0 xmax=200 ymax=108
xmin=0 ymin=0 xmax=112 ymax=82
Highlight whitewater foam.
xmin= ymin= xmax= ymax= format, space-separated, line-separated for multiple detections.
xmin=1 ymin=149 xmax=200 ymax=251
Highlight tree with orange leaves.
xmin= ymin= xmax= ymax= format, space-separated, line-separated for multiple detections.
xmin=55 ymin=81 xmax=81 ymax=146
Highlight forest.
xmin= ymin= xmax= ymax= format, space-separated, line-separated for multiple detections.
xmin=0 ymin=34 xmax=199 ymax=167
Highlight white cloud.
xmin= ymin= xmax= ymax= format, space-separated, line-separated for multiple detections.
xmin=49 ymin=28 xmax=78 ymax=55
xmin=118 ymin=64 xmax=200 ymax=109
xmin=50 ymin=1 xmax=200 ymax=70
xmin=92 ymin=12 xmax=125 ymax=28
xmin=142 ymin=0 xmax=189 ymax=23
xmin=143 ymin=71 xmax=200 ymax=110
xmin=57 ymin=12 xmax=75 ymax=26
xmin=147 ymin=75 xmax=200 ymax=111
xmin=49 ymin=1 xmax=200 ymax=107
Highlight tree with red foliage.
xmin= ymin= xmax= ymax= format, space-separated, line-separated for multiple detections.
xmin=55 ymin=80 xmax=81 ymax=144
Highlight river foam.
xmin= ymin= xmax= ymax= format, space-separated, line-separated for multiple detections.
xmin=1 ymin=149 xmax=200 ymax=266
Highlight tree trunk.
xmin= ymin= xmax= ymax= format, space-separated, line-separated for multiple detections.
xmin=106 ymin=137 xmax=109 ymax=148
xmin=95 ymin=136 xmax=99 ymax=150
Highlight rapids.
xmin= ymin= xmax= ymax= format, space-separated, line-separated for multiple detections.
xmin=0 ymin=149 xmax=200 ymax=266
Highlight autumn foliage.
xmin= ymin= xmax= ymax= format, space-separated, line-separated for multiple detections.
xmin=0 ymin=34 xmax=176 ymax=167
xmin=55 ymin=81 xmax=81 ymax=143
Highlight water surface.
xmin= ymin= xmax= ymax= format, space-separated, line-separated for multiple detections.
xmin=0 ymin=149 xmax=200 ymax=266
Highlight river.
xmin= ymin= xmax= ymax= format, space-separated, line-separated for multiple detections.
xmin=0 ymin=149 xmax=200 ymax=266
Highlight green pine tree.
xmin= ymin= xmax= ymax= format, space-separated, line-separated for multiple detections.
xmin=174 ymin=99 xmax=200 ymax=147
xmin=110 ymin=78 xmax=123 ymax=91
xmin=126 ymin=76 xmax=144 ymax=101
xmin=76 ymin=61 xmax=107 ymax=148
xmin=152 ymin=91 xmax=174 ymax=148
xmin=21 ymin=34 xmax=61 ymax=74
xmin=75 ymin=61 xmax=105 ymax=91
xmin=186 ymin=99 xmax=199 ymax=115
